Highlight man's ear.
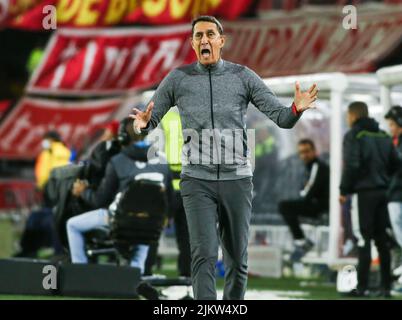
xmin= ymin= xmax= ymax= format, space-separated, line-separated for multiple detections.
xmin=190 ymin=37 xmax=195 ymax=50
xmin=220 ymin=35 xmax=226 ymax=49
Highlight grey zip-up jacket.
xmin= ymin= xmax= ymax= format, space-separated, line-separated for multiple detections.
xmin=143 ymin=59 xmax=301 ymax=181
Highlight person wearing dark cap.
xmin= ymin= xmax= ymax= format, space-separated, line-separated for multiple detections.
xmin=385 ymin=105 xmax=402 ymax=284
xmin=340 ymin=102 xmax=399 ymax=297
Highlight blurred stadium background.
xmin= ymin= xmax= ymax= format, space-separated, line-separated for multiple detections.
xmin=1 ymin=0 xmax=402 ymax=299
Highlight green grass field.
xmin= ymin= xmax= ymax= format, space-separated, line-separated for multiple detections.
xmin=1 ymin=219 xmax=401 ymax=300
xmin=0 ymin=274 xmax=345 ymax=300
xmin=1 ymin=259 xmax=401 ymax=300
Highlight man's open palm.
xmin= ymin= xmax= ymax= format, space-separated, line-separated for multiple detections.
xmin=294 ymin=82 xmax=318 ymax=112
xmin=129 ymin=101 xmax=154 ymax=133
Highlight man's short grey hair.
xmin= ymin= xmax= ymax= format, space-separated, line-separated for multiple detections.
xmin=191 ymin=16 xmax=224 ymax=36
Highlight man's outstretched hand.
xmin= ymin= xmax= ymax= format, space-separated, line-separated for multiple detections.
xmin=294 ymin=82 xmax=318 ymax=113
xmin=129 ymin=101 xmax=154 ymax=134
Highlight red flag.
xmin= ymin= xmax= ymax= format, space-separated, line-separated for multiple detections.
xmin=0 ymin=100 xmax=11 ymax=118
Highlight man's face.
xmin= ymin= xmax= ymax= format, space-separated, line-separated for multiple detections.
xmin=298 ymin=143 xmax=316 ymax=164
xmin=387 ymin=119 xmax=402 ymax=137
xmin=100 ymin=128 xmax=114 ymax=142
xmin=191 ymin=21 xmax=225 ymax=65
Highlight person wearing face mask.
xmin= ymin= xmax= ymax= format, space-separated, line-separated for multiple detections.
xmin=130 ymin=16 xmax=318 ymax=300
xmin=14 ymin=131 xmax=71 ymax=258
xmin=35 ymin=131 xmax=72 ymax=191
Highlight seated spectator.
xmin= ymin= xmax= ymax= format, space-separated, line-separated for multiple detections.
xmin=100 ymin=120 xmax=120 ymax=142
xmin=44 ymin=121 xmax=124 ymax=253
xmin=78 ymin=119 xmax=120 ymax=162
xmin=83 ymin=127 xmax=121 ymax=188
xmin=67 ymin=118 xmax=174 ymax=274
xmin=14 ymin=130 xmax=71 ymax=258
xmin=278 ymin=139 xmax=329 ymax=262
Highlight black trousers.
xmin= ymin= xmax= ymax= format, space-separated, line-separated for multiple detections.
xmin=279 ymin=198 xmax=324 ymax=240
xmin=144 ymin=242 xmax=158 ymax=276
xmin=351 ymin=190 xmax=391 ymax=291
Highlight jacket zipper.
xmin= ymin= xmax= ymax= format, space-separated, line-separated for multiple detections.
xmin=208 ymin=68 xmax=220 ymax=179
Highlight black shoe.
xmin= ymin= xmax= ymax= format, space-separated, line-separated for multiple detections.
xmin=344 ymin=289 xmax=370 ymax=298
xmin=290 ymin=239 xmax=314 ymax=262
xmin=372 ymin=289 xmax=392 ymax=299
xmin=137 ymin=282 xmax=160 ymax=300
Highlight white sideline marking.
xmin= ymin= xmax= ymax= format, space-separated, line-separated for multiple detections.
xmin=160 ymin=287 xmax=308 ymax=300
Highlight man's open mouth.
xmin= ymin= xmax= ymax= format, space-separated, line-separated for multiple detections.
xmin=201 ymin=48 xmax=211 ymax=58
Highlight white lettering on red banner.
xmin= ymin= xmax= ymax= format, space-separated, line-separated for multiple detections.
xmin=224 ymin=8 xmax=402 ymax=77
xmin=27 ymin=7 xmax=402 ymax=96
xmin=28 ymin=25 xmax=195 ymax=96
xmin=0 ymin=97 xmax=122 ymax=159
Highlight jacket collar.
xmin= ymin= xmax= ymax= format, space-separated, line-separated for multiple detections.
xmin=196 ymin=59 xmax=224 ymax=74
xmin=352 ymin=117 xmax=379 ymax=132
xmin=305 ymin=157 xmax=318 ymax=170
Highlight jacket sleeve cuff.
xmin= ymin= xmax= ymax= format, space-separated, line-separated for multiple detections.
xmin=141 ymin=121 xmax=152 ymax=133
xmin=292 ymin=102 xmax=302 ymax=116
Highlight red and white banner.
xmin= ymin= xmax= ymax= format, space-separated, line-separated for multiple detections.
xmin=224 ymin=7 xmax=402 ymax=77
xmin=0 ymin=179 xmax=39 ymax=211
xmin=27 ymin=25 xmax=196 ymax=96
xmin=0 ymin=1 xmax=8 ymax=26
xmin=0 ymin=97 xmax=122 ymax=159
xmin=0 ymin=100 xmax=11 ymax=119
xmin=0 ymin=0 xmax=35 ymax=27
xmin=28 ymin=6 xmax=402 ymax=96
xmin=8 ymin=0 xmax=251 ymax=30
xmin=257 ymin=0 xmax=402 ymax=13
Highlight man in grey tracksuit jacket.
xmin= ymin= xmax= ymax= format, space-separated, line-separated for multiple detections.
xmin=131 ymin=16 xmax=318 ymax=300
